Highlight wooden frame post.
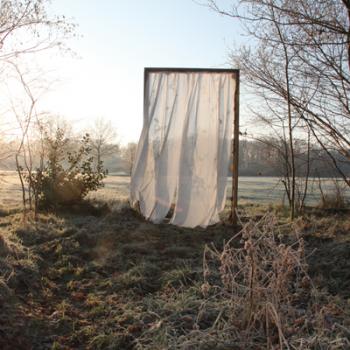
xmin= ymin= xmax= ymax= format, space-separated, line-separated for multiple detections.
xmin=231 ymin=71 xmax=240 ymax=225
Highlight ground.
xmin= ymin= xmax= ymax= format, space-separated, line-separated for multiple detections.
xmin=0 ymin=201 xmax=350 ymax=349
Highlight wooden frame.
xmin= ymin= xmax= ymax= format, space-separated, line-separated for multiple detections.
xmin=144 ymin=67 xmax=240 ymax=225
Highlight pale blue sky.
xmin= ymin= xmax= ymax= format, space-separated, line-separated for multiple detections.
xmin=43 ymin=0 xmax=245 ymax=144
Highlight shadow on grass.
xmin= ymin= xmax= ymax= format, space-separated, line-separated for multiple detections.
xmin=0 ymin=202 xmax=240 ymax=349
xmin=1 ymin=201 xmax=349 ymax=349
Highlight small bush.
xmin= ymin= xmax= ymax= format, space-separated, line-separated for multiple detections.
xmin=27 ymin=129 xmax=107 ymax=209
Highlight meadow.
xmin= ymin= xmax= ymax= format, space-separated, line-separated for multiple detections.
xmin=1 ymin=171 xmax=349 ymax=208
xmin=0 ymin=171 xmax=350 ymax=349
xmin=85 ymin=174 xmax=350 ymax=206
xmin=1 ymin=0 xmax=350 ymax=349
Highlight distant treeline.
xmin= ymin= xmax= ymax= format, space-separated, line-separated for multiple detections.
xmin=237 ymin=139 xmax=350 ymax=177
xmin=1 ymin=138 xmax=349 ymax=177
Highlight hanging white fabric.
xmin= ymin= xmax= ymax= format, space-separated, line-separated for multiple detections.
xmin=130 ymin=70 xmax=236 ymax=228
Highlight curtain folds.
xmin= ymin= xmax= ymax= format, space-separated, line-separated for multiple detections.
xmin=130 ymin=71 xmax=236 ymax=228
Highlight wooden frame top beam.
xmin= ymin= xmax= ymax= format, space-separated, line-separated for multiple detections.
xmin=145 ymin=67 xmax=239 ymax=75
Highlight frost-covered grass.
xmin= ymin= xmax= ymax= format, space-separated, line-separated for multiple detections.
xmin=0 ymin=200 xmax=349 ymax=349
xmin=1 ymin=171 xmax=349 ymax=208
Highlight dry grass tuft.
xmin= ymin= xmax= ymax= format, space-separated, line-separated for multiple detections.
xmin=185 ymin=214 xmax=350 ymax=349
xmin=318 ymin=179 xmax=349 ymax=210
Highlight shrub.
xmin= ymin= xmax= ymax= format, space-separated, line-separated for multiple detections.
xmin=27 ymin=128 xmax=107 ymax=209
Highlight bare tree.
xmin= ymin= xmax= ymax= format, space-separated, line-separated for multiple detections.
xmin=0 ymin=0 xmax=75 ymax=216
xmin=7 ymin=62 xmax=39 ymax=213
xmin=121 ymin=142 xmax=137 ymax=175
xmin=0 ymin=0 xmax=75 ymax=62
xmin=207 ymin=0 xmax=350 ymax=189
xmin=206 ymin=0 xmax=350 ymax=218
xmin=0 ymin=0 xmax=76 ymax=137
xmin=87 ymin=118 xmax=119 ymax=172
xmin=212 ymin=1 xmax=303 ymax=218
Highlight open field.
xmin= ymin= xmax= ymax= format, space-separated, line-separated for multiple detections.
xmin=0 ymin=203 xmax=349 ymax=348
xmin=0 ymin=171 xmax=350 ymax=349
xmin=1 ymin=172 xmax=349 ymax=208
xmin=2 ymin=0 xmax=350 ymax=349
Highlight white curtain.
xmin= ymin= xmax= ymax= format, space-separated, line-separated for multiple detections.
xmin=130 ymin=71 xmax=236 ymax=228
